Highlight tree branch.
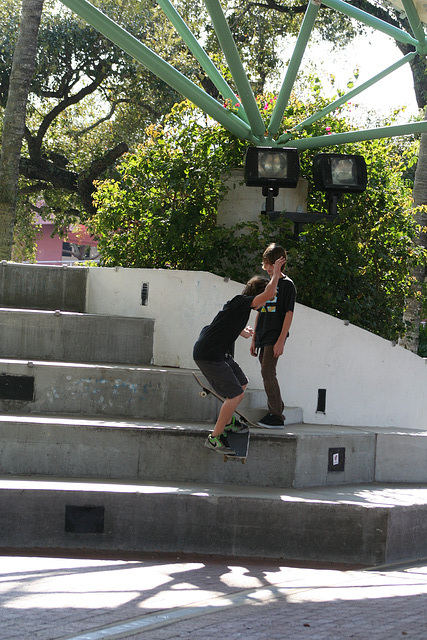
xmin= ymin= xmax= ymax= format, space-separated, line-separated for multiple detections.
xmin=78 ymin=141 xmax=129 ymax=214
xmin=86 ymin=141 xmax=129 ymax=181
xmin=38 ymin=72 xmax=108 ymax=146
xmin=19 ymin=156 xmax=78 ymax=191
xmin=71 ymin=98 xmax=129 ymax=138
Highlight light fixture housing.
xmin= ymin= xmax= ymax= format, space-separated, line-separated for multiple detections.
xmin=313 ymin=153 xmax=367 ymax=193
xmin=244 ymin=147 xmax=300 ymax=188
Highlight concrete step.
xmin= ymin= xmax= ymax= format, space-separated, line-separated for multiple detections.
xmin=0 ymin=361 xmax=214 ymax=421
xmin=0 ymin=359 xmax=301 ymax=425
xmin=0 ymin=309 xmax=154 ymax=365
xmin=0 ymin=262 xmax=87 ymax=312
xmin=1 ymin=414 xmax=426 ymax=488
xmin=240 ymin=389 xmax=303 ymax=425
xmin=0 ymin=476 xmax=426 ymax=566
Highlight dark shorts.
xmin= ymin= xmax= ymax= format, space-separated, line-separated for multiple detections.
xmin=194 ymin=355 xmax=248 ymax=399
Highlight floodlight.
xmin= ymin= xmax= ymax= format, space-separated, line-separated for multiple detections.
xmin=313 ymin=153 xmax=367 ymax=193
xmin=244 ymin=147 xmax=300 ymax=189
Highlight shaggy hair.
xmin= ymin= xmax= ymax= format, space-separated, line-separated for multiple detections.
xmin=263 ymin=242 xmax=287 ymax=265
xmin=242 ymin=275 xmax=269 ymax=296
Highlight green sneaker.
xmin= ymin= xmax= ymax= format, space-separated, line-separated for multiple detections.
xmin=205 ymin=434 xmax=235 ymax=454
xmin=224 ymin=416 xmax=249 ymax=434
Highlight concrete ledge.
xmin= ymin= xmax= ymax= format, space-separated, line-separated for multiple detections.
xmin=0 ymin=311 xmax=154 ymax=364
xmin=0 ymin=360 xmax=300 ymax=425
xmin=0 ymin=263 xmax=87 ymax=312
xmin=375 ymin=431 xmax=427 ymax=483
xmin=0 ymin=415 xmax=380 ymax=488
xmin=240 ymin=389 xmax=303 ymax=425
xmin=0 ymin=363 xmax=214 ymax=421
xmin=0 ymin=411 xmax=425 ymax=488
xmin=0 ymin=478 xmax=426 ymax=566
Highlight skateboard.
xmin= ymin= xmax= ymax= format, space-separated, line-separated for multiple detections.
xmin=193 ymin=372 xmax=253 ymax=463
xmin=223 ymin=428 xmax=250 ymax=464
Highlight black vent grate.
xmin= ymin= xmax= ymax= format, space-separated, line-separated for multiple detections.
xmin=0 ymin=374 xmax=34 ymax=401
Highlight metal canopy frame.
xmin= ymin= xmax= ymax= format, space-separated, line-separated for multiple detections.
xmin=58 ymin=0 xmax=427 ymax=148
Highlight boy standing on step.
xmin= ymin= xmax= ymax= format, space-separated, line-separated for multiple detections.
xmin=250 ymin=243 xmax=296 ymax=428
xmin=193 ymin=256 xmax=286 ymax=454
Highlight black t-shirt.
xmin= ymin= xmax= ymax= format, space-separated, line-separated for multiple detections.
xmin=255 ymin=276 xmax=296 ymax=348
xmin=193 ymin=294 xmax=255 ymax=361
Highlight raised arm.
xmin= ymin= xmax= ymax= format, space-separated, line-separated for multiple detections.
xmin=251 ymin=257 xmax=286 ymax=309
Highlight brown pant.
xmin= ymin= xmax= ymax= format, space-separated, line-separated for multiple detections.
xmin=259 ymin=345 xmax=284 ymax=417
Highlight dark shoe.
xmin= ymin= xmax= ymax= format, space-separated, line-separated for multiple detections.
xmin=257 ymin=413 xmax=285 ymax=428
xmin=205 ymin=434 xmax=236 ymax=454
xmin=224 ymin=416 xmax=249 ymax=434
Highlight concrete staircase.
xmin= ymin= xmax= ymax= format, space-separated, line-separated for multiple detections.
xmin=0 ymin=292 xmax=426 ymax=567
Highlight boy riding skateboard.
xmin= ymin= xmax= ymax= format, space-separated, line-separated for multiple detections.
xmin=193 ymin=257 xmax=286 ymax=454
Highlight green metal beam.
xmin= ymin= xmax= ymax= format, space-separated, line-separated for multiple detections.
xmin=203 ymin=0 xmax=266 ymax=138
xmin=400 ymin=0 xmax=427 ymax=50
xmin=58 ymin=0 xmax=427 ymax=151
xmin=268 ymin=0 xmax=321 ymax=138
xmin=321 ymin=0 xmax=419 ymax=47
xmin=283 ymin=120 xmax=427 ymax=150
xmin=156 ymin=0 xmax=249 ymax=124
xmin=278 ymin=51 xmax=418 ymax=144
xmin=58 ymin=0 xmax=255 ymax=141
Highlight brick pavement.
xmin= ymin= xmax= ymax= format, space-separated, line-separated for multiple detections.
xmin=0 ymin=553 xmax=426 ymax=640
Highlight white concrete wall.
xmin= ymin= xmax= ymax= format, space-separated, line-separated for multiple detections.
xmin=86 ymin=267 xmax=427 ymax=430
xmin=217 ymin=169 xmax=309 ymax=227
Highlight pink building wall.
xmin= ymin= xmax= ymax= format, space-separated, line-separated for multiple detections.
xmin=34 ymin=216 xmax=99 ymax=265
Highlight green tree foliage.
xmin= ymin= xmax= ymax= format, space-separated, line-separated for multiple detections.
xmin=0 ymin=0 xmax=191 ymax=258
xmin=93 ymin=95 xmax=425 ymax=342
xmin=288 ymin=138 xmax=422 ymax=339
xmin=92 ymin=102 xmax=247 ymax=271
